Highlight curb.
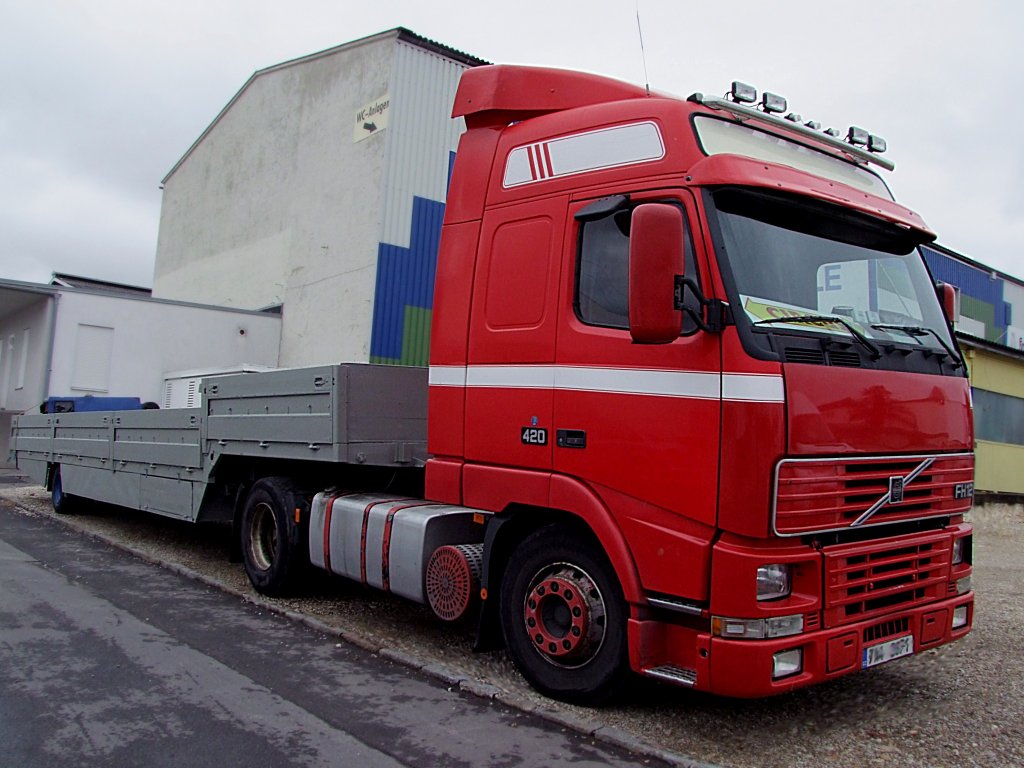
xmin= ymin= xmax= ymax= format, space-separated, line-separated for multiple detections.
xmin=3 ymin=491 xmax=713 ymax=768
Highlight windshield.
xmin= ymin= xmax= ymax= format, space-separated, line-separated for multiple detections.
xmin=709 ymin=187 xmax=957 ymax=362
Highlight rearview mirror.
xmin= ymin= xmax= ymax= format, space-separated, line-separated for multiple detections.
xmin=629 ymin=204 xmax=684 ymax=343
xmin=936 ymin=282 xmax=959 ymax=325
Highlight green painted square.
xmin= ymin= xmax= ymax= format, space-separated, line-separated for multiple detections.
xmin=400 ymin=306 xmax=432 ymax=366
xmin=960 ymin=296 xmax=996 ymax=340
xmin=368 ymin=305 xmax=432 ymax=367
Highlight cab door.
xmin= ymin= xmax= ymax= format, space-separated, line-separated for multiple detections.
xmin=552 ymin=191 xmax=720 ymax=596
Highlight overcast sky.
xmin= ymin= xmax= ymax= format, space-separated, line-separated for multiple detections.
xmin=2 ymin=0 xmax=1022 ymax=287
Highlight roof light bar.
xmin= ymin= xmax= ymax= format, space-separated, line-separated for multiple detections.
xmin=847 ymin=126 xmax=869 ymax=146
xmin=730 ymin=81 xmax=758 ymax=104
xmin=761 ymin=92 xmax=787 ymax=114
xmin=691 ymin=84 xmax=896 ymax=170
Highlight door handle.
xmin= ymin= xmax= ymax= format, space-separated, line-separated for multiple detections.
xmin=556 ymin=429 xmax=587 ymax=449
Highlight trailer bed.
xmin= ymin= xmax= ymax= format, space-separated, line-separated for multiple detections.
xmin=12 ymin=364 xmax=427 ymax=521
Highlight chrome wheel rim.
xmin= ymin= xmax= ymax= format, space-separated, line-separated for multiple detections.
xmin=522 ymin=562 xmax=606 ymax=669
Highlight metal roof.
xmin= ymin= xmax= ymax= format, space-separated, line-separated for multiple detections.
xmin=0 ymin=275 xmax=281 ymax=320
xmin=49 ymin=272 xmax=151 ymax=298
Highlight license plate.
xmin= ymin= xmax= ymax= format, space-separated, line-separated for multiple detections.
xmin=862 ymin=634 xmax=914 ymax=669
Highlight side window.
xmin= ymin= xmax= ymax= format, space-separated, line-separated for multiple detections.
xmin=578 ymin=212 xmax=631 ymax=328
xmin=576 ymin=203 xmax=701 ymax=333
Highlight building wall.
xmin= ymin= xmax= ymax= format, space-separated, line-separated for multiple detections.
xmin=47 ymin=292 xmax=281 ymax=403
xmin=0 ymin=295 xmax=53 ymax=415
xmin=922 ymin=244 xmax=1024 ymax=495
xmin=963 ymin=345 xmax=1024 ymax=495
xmin=922 ymin=245 xmax=1021 ymax=347
xmin=153 ymin=32 xmax=473 ymax=368
xmin=153 ymin=35 xmax=394 ymax=366
xmin=0 ymin=295 xmax=54 ymax=463
xmin=369 ymin=40 xmax=468 ymax=366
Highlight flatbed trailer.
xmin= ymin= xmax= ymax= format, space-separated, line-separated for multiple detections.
xmin=15 ymin=364 xmax=428 ymax=522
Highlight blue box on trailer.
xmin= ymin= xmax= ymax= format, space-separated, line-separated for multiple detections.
xmin=44 ymin=396 xmax=143 ymax=414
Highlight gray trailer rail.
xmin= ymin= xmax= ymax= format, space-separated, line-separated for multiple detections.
xmin=12 ymin=364 xmax=428 ymax=522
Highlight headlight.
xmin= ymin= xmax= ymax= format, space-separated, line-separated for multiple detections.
xmin=757 ymin=564 xmax=791 ymax=601
xmin=952 ymin=536 xmax=971 ymax=565
xmin=712 ymin=614 xmax=804 ymax=640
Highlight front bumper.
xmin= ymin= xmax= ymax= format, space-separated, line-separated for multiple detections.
xmin=635 ymin=591 xmax=973 ymax=697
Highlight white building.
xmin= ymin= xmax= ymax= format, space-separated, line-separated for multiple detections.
xmin=152 ymin=28 xmax=485 ymax=368
xmin=0 ymin=275 xmax=281 ymax=462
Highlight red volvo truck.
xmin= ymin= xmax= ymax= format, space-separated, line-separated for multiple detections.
xmin=13 ymin=65 xmax=974 ymax=704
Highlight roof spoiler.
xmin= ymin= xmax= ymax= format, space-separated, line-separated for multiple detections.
xmin=452 ymin=65 xmax=649 ymax=128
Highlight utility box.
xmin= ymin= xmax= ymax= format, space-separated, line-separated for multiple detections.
xmin=161 ymin=365 xmax=275 ymax=409
xmin=152 ymin=28 xmax=486 ymax=369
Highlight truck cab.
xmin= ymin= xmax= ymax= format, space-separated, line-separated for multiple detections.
xmin=426 ymin=66 xmax=974 ymax=700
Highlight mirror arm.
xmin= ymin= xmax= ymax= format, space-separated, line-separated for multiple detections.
xmin=674 ymin=276 xmax=730 ymax=333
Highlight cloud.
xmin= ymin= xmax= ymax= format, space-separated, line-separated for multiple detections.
xmin=0 ymin=152 xmax=158 ymax=285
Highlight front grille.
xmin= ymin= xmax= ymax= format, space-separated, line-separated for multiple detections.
xmin=823 ymin=531 xmax=951 ymax=628
xmin=774 ymin=453 xmax=973 ymax=535
xmin=864 ymin=616 xmax=910 ymax=643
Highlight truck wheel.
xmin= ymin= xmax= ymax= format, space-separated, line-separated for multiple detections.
xmin=499 ymin=525 xmax=629 ymax=705
xmin=240 ymin=478 xmax=304 ymax=596
xmin=51 ymin=467 xmax=80 ymax=515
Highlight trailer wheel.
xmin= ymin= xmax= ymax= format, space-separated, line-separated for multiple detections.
xmin=499 ymin=525 xmax=628 ymax=705
xmin=51 ymin=467 xmax=80 ymax=515
xmin=240 ymin=478 xmax=304 ymax=596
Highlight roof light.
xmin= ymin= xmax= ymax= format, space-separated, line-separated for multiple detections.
xmin=761 ymin=92 xmax=787 ymax=114
xmin=824 ymin=127 xmax=840 ymax=137
xmin=804 ymin=120 xmax=821 ymax=130
xmin=868 ymin=134 xmax=887 ymax=153
xmin=730 ymin=81 xmax=757 ymax=104
xmin=847 ymin=126 xmax=869 ymax=146
xmin=784 ymin=112 xmax=802 ymax=123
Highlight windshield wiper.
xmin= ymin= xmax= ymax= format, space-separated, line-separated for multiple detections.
xmin=870 ymin=324 xmax=963 ymax=369
xmin=753 ymin=314 xmax=880 ymax=359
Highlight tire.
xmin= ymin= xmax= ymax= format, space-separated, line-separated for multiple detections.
xmin=499 ymin=524 xmax=629 ymax=705
xmin=240 ymin=478 xmax=306 ymax=596
xmin=51 ymin=467 xmax=80 ymax=515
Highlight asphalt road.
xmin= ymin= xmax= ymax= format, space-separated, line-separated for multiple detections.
xmin=3 ymin=472 xmax=1022 ymax=768
xmin=0 ymin=501 xmax=668 ymax=768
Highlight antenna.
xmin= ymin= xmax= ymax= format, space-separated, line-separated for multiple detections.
xmin=635 ymin=1 xmax=650 ymax=96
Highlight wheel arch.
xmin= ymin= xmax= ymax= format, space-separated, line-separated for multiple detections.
xmin=474 ymin=476 xmax=643 ymax=651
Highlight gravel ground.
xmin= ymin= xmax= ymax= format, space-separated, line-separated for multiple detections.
xmin=2 ymin=480 xmax=1021 ymax=768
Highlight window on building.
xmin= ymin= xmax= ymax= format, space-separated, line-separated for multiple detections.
xmin=973 ymin=388 xmax=1024 ymax=447
xmin=71 ymin=324 xmax=114 ymax=393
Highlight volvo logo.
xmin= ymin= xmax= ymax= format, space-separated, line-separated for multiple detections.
xmin=889 ymin=476 xmax=905 ymax=504
xmin=851 ymin=457 xmax=935 ymax=527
